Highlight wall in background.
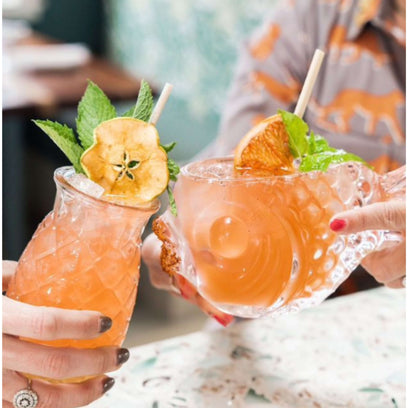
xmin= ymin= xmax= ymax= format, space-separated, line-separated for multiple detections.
xmin=32 ymin=0 xmax=106 ymax=54
xmin=107 ymin=0 xmax=276 ymax=161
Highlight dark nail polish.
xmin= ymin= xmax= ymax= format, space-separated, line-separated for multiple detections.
xmin=99 ymin=316 xmax=113 ymax=333
xmin=330 ymin=219 xmax=347 ymax=232
xmin=117 ymin=348 xmax=130 ymax=365
xmin=102 ymin=377 xmax=115 ymax=394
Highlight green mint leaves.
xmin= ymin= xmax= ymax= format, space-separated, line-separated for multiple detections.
xmin=307 ymin=131 xmax=336 ymax=154
xmin=299 ymin=151 xmax=366 ymax=172
xmin=278 ymin=109 xmax=309 ymax=158
xmin=161 ymin=142 xmax=180 ymax=215
xmin=122 ymin=79 xmax=154 ymax=121
xmin=33 ymin=120 xmax=85 ymax=174
xmin=278 ymin=110 xmax=367 ymax=172
xmin=77 ymin=80 xmax=117 ymax=150
xmin=33 ymin=79 xmax=179 ymax=212
xmin=34 ymin=80 xmax=118 ymax=174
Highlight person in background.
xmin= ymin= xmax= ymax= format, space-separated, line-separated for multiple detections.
xmin=143 ymin=0 xmax=406 ymax=313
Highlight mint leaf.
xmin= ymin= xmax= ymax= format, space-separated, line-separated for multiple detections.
xmin=76 ymin=80 xmax=116 ymax=150
xmin=168 ymin=158 xmax=180 ymax=182
xmin=277 ymin=112 xmax=368 ymax=172
xmin=278 ymin=109 xmax=309 ymax=158
xmin=299 ymin=150 xmax=367 ymax=172
xmin=161 ymin=142 xmax=179 ymax=213
xmin=167 ymin=186 xmax=177 ymax=216
xmin=307 ymin=132 xmax=336 ymax=154
xmin=161 ymin=142 xmax=177 ymax=153
xmin=33 ymin=120 xmax=84 ymax=174
xmin=122 ymin=80 xmax=154 ymax=121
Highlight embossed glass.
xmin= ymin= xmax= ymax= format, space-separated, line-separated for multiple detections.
xmin=7 ymin=167 xmax=159 ymax=350
xmin=155 ymin=158 xmax=405 ymax=318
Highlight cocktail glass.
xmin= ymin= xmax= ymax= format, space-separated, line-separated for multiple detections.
xmin=154 ymin=157 xmax=405 ymax=318
xmin=7 ymin=167 xmax=159 ymax=378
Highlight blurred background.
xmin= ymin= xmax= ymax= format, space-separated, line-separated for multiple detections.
xmin=3 ymin=0 xmax=275 ymax=346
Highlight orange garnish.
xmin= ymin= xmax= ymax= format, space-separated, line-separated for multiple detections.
xmin=234 ymin=114 xmax=295 ymax=175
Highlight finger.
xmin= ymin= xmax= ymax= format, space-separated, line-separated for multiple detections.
xmin=3 ymin=297 xmax=112 ymax=340
xmin=361 ymin=243 xmax=406 ymax=285
xmin=385 ymin=276 xmax=406 ymax=289
xmin=3 ymin=369 xmax=115 ymax=408
xmin=142 ymin=233 xmax=174 ymax=291
xmin=3 ymin=335 xmax=129 ymax=380
xmin=2 ymin=260 xmax=17 ymax=292
xmin=330 ymin=201 xmax=406 ymax=234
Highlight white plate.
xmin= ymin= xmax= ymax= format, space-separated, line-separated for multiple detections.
xmin=8 ymin=43 xmax=91 ymax=72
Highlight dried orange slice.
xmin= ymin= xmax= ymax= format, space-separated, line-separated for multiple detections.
xmin=81 ymin=117 xmax=169 ymax=204
xmin=234 ymin=114 xmax=295 ymax=175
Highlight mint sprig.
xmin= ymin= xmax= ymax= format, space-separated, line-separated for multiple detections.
xmin=160 ymin=142 xmax=180 ymax=215
xmin=278 ymin=109 xmax=309 ymax=158
xmin=76 ymin=80 xmax=117 ymax=150
xmin=279 ymin=110 xmax=368 ymax=172
xmin=33 ymin=120 xmax=84 ymax=174
xmin=166 ymin=187 xmax=177 ymax=216
xmin=299 ymin=151 xmax=366 ymax=172
xmin=307 ymin=131 xmax=336 ymax=154
xmin=33 ymin=79 xmax=180 ymax=211
xmin=122 ymin=79 xmax=154 ymax=121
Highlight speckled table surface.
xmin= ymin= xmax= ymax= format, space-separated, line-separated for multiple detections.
xmin=89 ymin=288 xmax=405 ymax=408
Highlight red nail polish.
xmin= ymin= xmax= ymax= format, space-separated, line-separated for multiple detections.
xmin=330 ymin=219 xmax=347 ymax=232
xmin=212 ymin=314 xmax=235 ymax=327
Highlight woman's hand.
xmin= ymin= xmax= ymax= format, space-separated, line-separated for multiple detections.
xmin=330 ymin=201 xmax=406 ymax=288
xmin=3 ymin=261 xmax=130 ymax=408
xmin=142 ymin=234 xmax=234 ymax=326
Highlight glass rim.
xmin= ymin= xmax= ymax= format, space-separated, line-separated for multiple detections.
xmin=180 ymin=156 xmax=308 ymax=183
xmin=54 ymin=166 xmax=161 ymax=212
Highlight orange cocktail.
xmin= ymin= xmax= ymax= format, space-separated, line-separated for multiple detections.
xmin=6 ymin=79 xmax=176 ymax=384
xmin=7 ymin=167 xmax=159 ymax=349
xmin=174 ymin=158 xmax=344 ymax=311
xmin=154 ymin=156 xmax=399 ymax=318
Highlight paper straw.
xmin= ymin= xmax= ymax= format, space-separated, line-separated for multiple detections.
xmin=149 ymin=83 xmax=174 ymax=125
xmin=294 ymin=49 xmax=325 ymax=118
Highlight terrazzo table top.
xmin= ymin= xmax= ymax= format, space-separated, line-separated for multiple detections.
xmin=89 ymin=287 xmax=405 ymax=408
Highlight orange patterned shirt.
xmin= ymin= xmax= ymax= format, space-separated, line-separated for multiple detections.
xmin=211 ymin=0 xmax=406 ymax=173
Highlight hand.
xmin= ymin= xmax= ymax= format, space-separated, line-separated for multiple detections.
xmin=330 ymin=201 xmax=406 ymax=288
xmin=3 ymin=261 xmax=130 ymax=408
xmin=142 ymin=234 xmax=234 ymax=326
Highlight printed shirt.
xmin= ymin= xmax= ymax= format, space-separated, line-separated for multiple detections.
xmin=208 ymin=0 xmax=406 ymax=173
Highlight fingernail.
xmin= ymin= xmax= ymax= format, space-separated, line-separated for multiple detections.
xmin=212 ymin=314 xmax=234 ymax=327
xmin=99 ymin=316 xmax=113 ymax=333
xmin=180 ymin=289 xmax=191 ymax=300
xmin=102 ymin=377 xmax=115 ymax=394
xmin=117 ymin=348 xmax=130 ymax=365
xmin=330 ymin=219 xmax=347 ymax=232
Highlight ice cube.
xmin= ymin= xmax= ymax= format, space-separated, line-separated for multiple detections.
xmin=69 ymin=174 xmax=105 ymax=198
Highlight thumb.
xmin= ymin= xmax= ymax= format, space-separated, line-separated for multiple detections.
xmin=330 ymin=201 xmax=406 ymax=234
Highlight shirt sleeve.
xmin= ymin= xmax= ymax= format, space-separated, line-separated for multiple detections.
xmin=198 ymin=1 xmax=317 ymax=158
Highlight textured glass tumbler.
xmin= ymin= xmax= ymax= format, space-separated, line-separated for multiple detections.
xmin=154 ymin=158 xmax=405 ymax=318
xmin=7 ymin=167 xmax=159 ymax=350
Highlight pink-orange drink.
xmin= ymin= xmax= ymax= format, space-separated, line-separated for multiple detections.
xmin=6 ymin=80 xmax=176 ymax=383
xmin=7 ymin=167 xmax=159 ymax=350
xmin=154 ymin=157 xmax=403 ymax=318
